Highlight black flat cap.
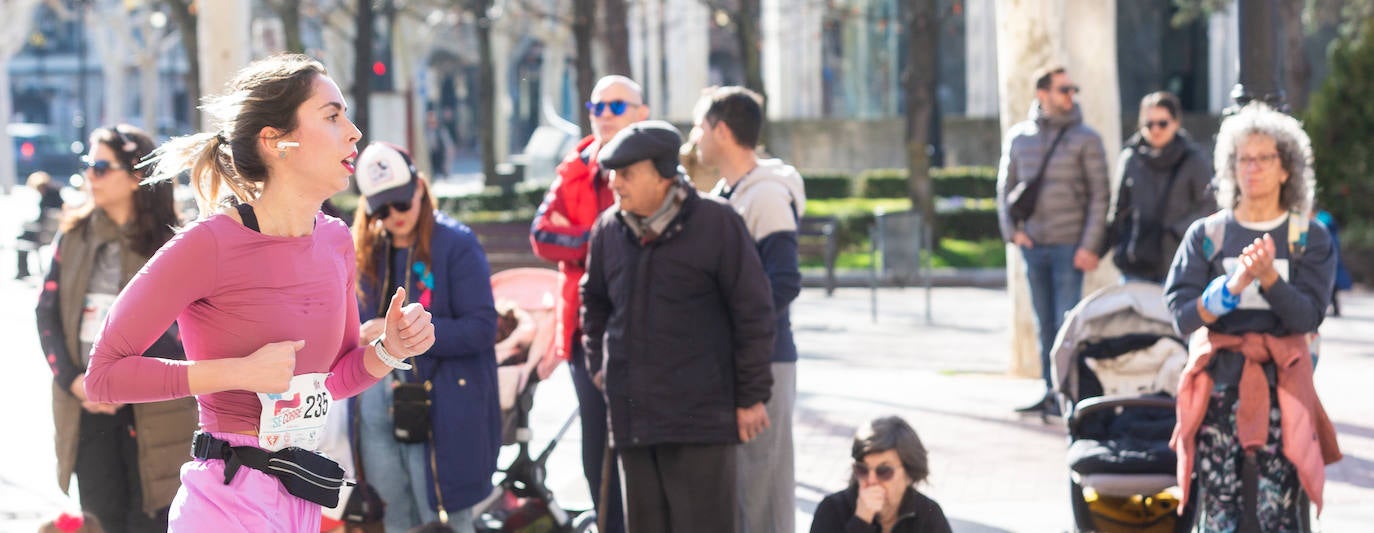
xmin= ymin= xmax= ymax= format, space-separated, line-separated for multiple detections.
xmin=597 ymin=120 xmax=682 ymax=179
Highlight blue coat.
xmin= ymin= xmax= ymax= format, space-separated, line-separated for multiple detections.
xmin=358 ymin=212 xmax=501 ymax=510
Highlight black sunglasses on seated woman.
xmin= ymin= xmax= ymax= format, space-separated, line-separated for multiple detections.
xmin=373 ymin=201 xmax=413 ymax=219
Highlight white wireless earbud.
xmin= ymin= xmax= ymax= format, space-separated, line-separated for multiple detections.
xmin=276 ymin=141 xmax=300 ymax=150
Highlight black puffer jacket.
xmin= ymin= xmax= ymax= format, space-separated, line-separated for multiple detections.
xmin=581 ymin=188 xmax=775 ymax=448
xmin=1108 ymin=132 xmax=1216 ymax=281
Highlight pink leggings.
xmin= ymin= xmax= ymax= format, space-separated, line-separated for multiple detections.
xmin=167 ymin=432 xmax=322 ymax=532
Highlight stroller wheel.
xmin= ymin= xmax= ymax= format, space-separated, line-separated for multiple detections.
xmin=1069 ymin=478 xmax=1096 ymax=532
xmin=570 ymin=511 xmax=598 ymax=533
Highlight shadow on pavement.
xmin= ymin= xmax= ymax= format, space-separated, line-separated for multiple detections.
xmin=796 ymin=391 xmax=1069 ymax=438
xmin=949 ymin=519 xmax=1016 ymax=533
xmin=1330 ymin=453 xmax=1374 ymax=490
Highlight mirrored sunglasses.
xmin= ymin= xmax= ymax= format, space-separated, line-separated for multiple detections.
xmin=585 ymin=100 xmax=635 ymax=117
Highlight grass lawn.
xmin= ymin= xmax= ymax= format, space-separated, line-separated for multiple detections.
xmin=802 ymin=237 xmax=1007 ymax=270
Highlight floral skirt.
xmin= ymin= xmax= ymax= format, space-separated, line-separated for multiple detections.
xmin=1192 ymin=385 xmax=1308 ymax=532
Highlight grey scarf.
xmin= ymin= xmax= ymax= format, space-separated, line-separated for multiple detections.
xmin=623 ymin=175 xmax=690 ymax=242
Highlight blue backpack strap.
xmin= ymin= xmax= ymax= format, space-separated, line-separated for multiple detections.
xmin=1202 ymin=210 xmax=1229 ymax=263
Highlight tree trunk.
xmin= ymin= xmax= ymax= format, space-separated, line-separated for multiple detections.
xmin=601 ymin=0 xmax=632 ymax=75
xmin=996 ymin=0 xmax=1120 ymax=380
xmin=270 ymin=0 xmax=305 ymax=54
xmin=734 ymin=0 xmax=766 ymax=146
xmin=353 ymin=0 xmax=373 ymax=147
xmin=574 ymin=0 xmax=597 ymax=135
xmin=1280 ymin=0 xmax=1309 ymax=111
xmin=162 ymin=0 xmax=199 ymax=128
xmin=903 ymin=0 xmax=938 ymax=240
xmin=475 ymin=0 xmax=498 ymax=183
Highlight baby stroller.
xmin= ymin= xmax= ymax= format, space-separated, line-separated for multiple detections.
xmin=1050 ymin=281 xmax=1191 ymax=532
xmin=474 ymin=268 xmax=598 ymax=533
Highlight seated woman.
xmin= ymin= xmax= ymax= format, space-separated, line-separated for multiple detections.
xmin=810 ymin=416 xmax=951 ymax=533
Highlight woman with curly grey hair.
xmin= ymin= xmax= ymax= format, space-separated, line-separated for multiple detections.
xmin=1164 ymin=103 xmax=1342 ymax=530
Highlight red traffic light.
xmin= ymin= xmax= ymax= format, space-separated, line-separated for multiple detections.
xmin=19 ymin=141 xmax=35 ymax=159
xmin=372 ymin=61 xmax=387 ymax=77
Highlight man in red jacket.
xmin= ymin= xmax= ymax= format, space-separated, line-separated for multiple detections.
xmin=529 ymin=75 xmax=648 ymax=533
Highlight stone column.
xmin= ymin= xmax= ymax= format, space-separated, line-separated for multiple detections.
xmin=662 ymin=0 xmax=710 ymax=121
xmin=761 ymin=0 xmax=822 ymax=119
xmin=995 ymin=0 xmax=1120 ymax=380
xmin=965 ymin=0 xmax=1000 ymax=118
xmin=197 ymin=1 xmax=250 ymax=130
xmin=1208 ymin=1 xmax=1240 ymax=113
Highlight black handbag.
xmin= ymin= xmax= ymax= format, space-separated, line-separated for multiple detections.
xmin=391 ymin=377 xmax=432 ymax=443
xmin=1008 ymin=127 xmax=1070 ymax=223
xmin=1111 ymin=153 xmax=1189 ymax=279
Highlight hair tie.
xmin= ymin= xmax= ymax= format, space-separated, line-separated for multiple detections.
xmin=215 ymin=132 xmax=229 ymax=145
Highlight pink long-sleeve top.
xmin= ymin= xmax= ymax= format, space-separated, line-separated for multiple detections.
xmin=84 ymin=212 xmax=381 ymax=434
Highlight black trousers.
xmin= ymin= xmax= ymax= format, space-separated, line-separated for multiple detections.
xmin=570 ymin=342 xmax=626 ymax=533
xmin=74 ymin=407 xmax=168 ymax=533
xmin=619 ymin=442 xmax=737 ymax=533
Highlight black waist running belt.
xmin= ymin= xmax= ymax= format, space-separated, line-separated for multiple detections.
xmin=192 ymin=432 xmax=347 ymax=508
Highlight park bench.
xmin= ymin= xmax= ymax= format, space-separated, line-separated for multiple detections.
xmin=17 ymin=208 xmax=63 ymax=277
xmin=799 ymin=215 xmax=839 ymax=296
xmin=468 ymin=220 xmax=554 ymax=273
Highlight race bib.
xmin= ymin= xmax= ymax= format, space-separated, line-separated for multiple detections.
xmin=1222 ymin=258 xmax=1291 ymax=310
xmin=258 ymin=373 xmax=332 ymax=451
xmin=79 ymin=293 xmax=117 ymax=344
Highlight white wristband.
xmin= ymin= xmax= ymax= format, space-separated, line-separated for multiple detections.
xmin=371 ymin=336 xmax=412 ymax=370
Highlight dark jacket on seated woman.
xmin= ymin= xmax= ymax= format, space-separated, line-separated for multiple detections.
xmin=810 ymin=486 xmax=951 ymax=533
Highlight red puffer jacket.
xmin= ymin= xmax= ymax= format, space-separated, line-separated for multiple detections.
xmin=529 ymin=135 xmax=615 ymax=362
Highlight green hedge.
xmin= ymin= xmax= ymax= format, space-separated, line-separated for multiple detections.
xmin=801 ymin=170 xmax=853 ymax=199
xmin=850 ymin=166 xmax=999 ymax=199
xmin=940 ymin=208 xmax=1001 ymax=241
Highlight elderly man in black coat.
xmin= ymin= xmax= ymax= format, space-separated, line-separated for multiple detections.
xmin=580 ymin=120 xmax=775 ymax=533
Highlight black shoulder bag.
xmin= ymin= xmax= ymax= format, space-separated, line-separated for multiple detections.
xmin=343 ymin=399 xmax=387 ymax=529
xmin=380 ymin=243 xmax=433 ymax=444
xmin=1008 ymin=127 xmax=1070 ymax=223
xmin=1112 ymin=153 xmax=1189 ymax=278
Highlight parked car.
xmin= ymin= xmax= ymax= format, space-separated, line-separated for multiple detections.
xmin=9 ymin=123 xmax=82 ymax=188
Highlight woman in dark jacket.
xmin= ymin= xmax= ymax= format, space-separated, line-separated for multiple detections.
xmin=1108 ymin=91 xmax=1216 ymax=282
xmin=351 ymin=142 xmax=500 ymax=532
xmin=35 ymin=125 xmax=199 ymax=532
xmin=810 ymin=416 xmax=951 ymax=533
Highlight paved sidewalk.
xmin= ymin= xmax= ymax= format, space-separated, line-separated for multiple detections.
xmin=517 ymin=285 xmax=1373 ymax=532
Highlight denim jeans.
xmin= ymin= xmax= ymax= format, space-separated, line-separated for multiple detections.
xmin=1021 ymin=244 xmax=1082 ymax=389
xmin=358 ymin=374 xmax=471 ymax=533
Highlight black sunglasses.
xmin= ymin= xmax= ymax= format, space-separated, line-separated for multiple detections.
xmin=373 ymin=201 xmax=413 ymax=219
xmin=81 ymin=158 xmax=126 ymax=178
xmin=1143 ymin=119 xmax=1172 ymax=130
xmin=1055 ymin=85 xmax=1080 ymax=95
xmin=853 ymin=463 xmax=897 ymax=482
xmin=585 ymin=100 xmax=636 ymax=117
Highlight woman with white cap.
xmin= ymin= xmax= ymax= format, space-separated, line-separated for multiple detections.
xmin=351 ymin=142 xmax=501 ymax=532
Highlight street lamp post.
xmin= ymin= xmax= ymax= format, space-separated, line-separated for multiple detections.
xmin=1231 ymin=0 xmax=1285 ymax=110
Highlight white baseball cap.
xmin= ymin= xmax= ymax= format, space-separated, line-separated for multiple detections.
xmin=355 ymin=142 xmax=418 ymax=215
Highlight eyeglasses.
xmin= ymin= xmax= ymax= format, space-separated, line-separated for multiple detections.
xmin=372 ymin=201 xmax=413 ymax=219
xmin=852 ymin=462 xmax=897 ymax=482
xmin=1143 ymin=120 xmax=1173 ymax=131
xmin=1055 ymin=85 xmax=1080 ymax=95
xmin=1237 ymin=153 xmax=1281 ymax=168
xmin=81 ymin=158 xmax=126 ymax=178
xmin=585 ymin=100 xmax=638 ymax=117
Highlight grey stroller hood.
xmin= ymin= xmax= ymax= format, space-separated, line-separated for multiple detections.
xmin=1051 ymin=281 xmax=1179 ymax=403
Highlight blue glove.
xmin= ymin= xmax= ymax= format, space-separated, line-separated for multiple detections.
xmin=1201 ymin=275 xmax=1241 ymax=317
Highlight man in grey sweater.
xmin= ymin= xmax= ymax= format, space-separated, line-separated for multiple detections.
xmin=996 ymin=66 xmax=1110 ymax=416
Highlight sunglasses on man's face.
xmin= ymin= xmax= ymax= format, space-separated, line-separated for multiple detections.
xmin=373 ymin=201 xmax=413 ymax=220
xmin=853 ymin=462 xmax=897 ymax=482
xmin=586 ymin=100 xmax=637 ymax=117
xmin=82 ymin=158 xmax=126 ymax=178
xmin=1055 ymin=85 xmax=1080 ymax=95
